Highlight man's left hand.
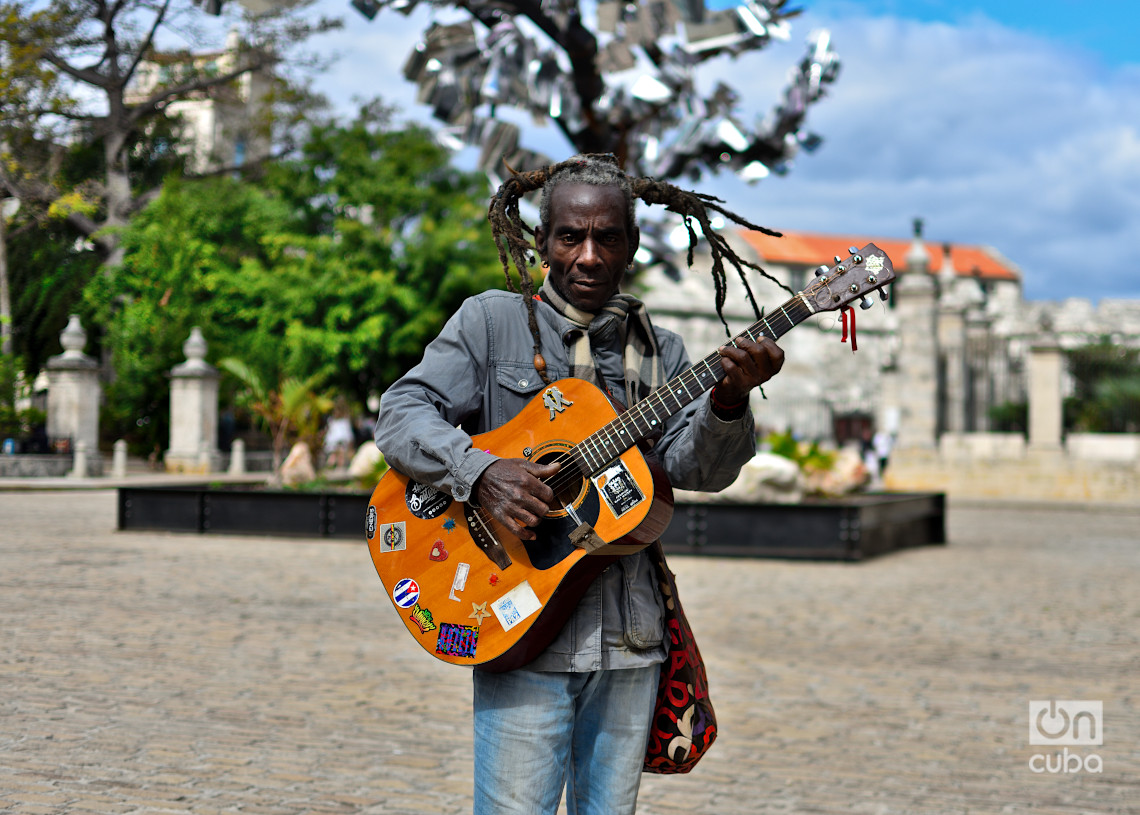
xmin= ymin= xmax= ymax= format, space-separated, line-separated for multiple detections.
xmin=715 ymin=336 xmax=785 ymax=404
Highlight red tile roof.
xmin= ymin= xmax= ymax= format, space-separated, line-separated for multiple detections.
xmin=736 ymin=228 xmax=1020 ymax=283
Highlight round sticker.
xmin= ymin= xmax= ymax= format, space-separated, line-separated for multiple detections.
xmin=392 ymin=578 xmax=420 ymax=609
xmin=405 ymin=481 xmax=453 ymax=520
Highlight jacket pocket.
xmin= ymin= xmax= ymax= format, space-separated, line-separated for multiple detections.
xmin=493 ymin=364 xmax=549 ymax=428
xmin=619 ymin=550 xmax=665 ymax=649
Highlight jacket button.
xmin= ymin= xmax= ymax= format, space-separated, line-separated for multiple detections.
xmin=518 ymin=379 xmax=528 ymax=388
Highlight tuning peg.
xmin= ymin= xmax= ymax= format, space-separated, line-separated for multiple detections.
xmin=848 ymin=245 xmax=859 ymax=254
xmin=859 ymin=295 xmax=874 ymax=310
xmin=833 ymin=255 xmax=842 ymax=264
xmin=814 ymin=265 xmax=829 ymax=278
xmin=879 ymin=286 xmax=890 ymax=302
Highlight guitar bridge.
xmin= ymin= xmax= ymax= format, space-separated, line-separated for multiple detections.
xmin=464 ymin=504 xmax=513 ymax=569
xmin=569 ymin=522 xmax=606 ymax=553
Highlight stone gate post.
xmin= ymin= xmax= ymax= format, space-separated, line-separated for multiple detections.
xmin=893 ymin=223 xmax=939 ymax=452
xmin=1028 ymin=332 xmax=1064 ymax=453
xmin=166 ymin=327 xmax=221 ymax=473
xmin=46 ymin=315 xmax=102 ymax=476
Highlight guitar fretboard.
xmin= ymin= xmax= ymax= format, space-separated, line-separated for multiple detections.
xmin=569 ymin=293 xmax=815 ymax=477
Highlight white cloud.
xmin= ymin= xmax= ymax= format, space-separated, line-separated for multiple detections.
xmin=701 ymin=11 xmax=1140 ymax=303
xmin=306 ymin=3 xmax=1140 ymax=303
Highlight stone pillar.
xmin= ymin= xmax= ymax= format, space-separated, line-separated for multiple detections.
xmin=69 ymin=439 xmax=88 ymax=479
xmin=937 ymin=305 xmax=967 ymax=434
xmin=1028 ymin=334 xmax=1064 ymax=452
xmin=965 ymin=308 xmax=992 ymax=432
xmin=166 ymin=327 xmax=221 ymax=473
xmin=46 ymin=315 xmax=102 ymax=475
xmin=936 ymin=243 xmax=966 ymax=435
xmin=111 ymin=439 xmax=129 ymax=479
xmin=893 ymin=222 xmax=939 ymax=451
xmin=228 ymin=438 xmax=246 ymax=475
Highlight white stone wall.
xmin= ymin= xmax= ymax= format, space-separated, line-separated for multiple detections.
xmin=638 ymin=230 xmax=1140 ymax=447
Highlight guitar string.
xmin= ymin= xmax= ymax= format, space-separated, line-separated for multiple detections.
xmin=534 ymin=297 xmax=811 ymax=499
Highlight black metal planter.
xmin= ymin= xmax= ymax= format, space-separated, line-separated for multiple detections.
xmin=660 ymin=492 xmax=946 ymax=561
xmin=118 ymin=486 xmax=945 ymax=560
xmin=118 ymin=486 xmax=372 ymax=539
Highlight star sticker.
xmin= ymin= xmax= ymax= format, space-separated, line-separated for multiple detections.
xmin=469 ymin=601 xmax=490 ymax=625
xmin=442 ymin=518 xmax=457 ymax=533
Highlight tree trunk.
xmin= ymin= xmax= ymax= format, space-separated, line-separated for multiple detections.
xmin=0 ymin=205 xmax=11 ymax=357
xmin=102 ymin=130 xmax=131 ymax=269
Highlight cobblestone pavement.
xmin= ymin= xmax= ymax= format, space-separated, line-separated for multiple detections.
xmin=1 ymin=490 xmax=1137 ymax=815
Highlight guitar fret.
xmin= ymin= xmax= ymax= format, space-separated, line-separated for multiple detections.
xmin=589 ymin=434 xmax=607 ymax=471
xmin=577 ymin=442 xmax=595 ymax=474
xmin=588 ymin=432 xmax=608 ymax=468
xmin=779 ymin=305 xmax=794 ymax=332
xmin=603 ymin=425 xmax=621 ymax=460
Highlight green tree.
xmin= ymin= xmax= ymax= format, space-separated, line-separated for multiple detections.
xmin=1065 ymin=341 xmax=1140 ymax=433
xmin=87 ymin=106 xmax=505 ymax=454
xmin=1 ymin=0 xmax=338 ymax=384
xmin=0 ymin=0 xmax=338 ymax=257
xmin=261 ymin=101 xmax=505 ymax=396
xmin=217 ymin=357 xmax=331 ymax=476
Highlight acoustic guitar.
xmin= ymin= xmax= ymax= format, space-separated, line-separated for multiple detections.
xmin=366 ymin=244 xmax=895 ymax=670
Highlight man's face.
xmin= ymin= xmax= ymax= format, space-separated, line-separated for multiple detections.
xmin=535 ymin=182 xmax=639 ymax=312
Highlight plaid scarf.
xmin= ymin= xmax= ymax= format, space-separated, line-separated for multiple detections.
xmin=539 ymin=278 xmax=664 ymax=407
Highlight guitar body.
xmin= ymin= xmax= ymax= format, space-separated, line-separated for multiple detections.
xmin=366 ymin=378 xmax=675 ymax=671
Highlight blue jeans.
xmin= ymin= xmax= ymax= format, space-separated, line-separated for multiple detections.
xmin=472 ymin=665 xmax=660 ymax=815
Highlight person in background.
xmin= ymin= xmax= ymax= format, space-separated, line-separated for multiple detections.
xmin=323 ymin=397 xmax=355 ymax=470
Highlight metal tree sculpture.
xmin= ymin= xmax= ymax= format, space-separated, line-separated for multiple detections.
xmin=361 ymin=0 xmax=839 ymax=185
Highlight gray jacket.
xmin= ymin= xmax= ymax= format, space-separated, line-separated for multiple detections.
xmin=374 ymin=290 xmax=757 ymax=671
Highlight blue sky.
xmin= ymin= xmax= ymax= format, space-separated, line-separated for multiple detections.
xmin=305 ymin=0 xmax=1140 ymax=304
xmin=798 ymin=0 xmax=1137 ymax=67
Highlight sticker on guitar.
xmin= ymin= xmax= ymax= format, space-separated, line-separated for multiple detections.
xmin=405 ymin=481 xmax=452 ymax=519
xmin=492 ymin=581 xmax=542 ymax=631
xmin=378 ymin=522 xmax=407 ymax=553
xmin=543 ymin=386 xmax=574 ymax=420
xmin=437 ymin=622 xmax=479 ymax=658
xmin=593 ymin=461 xmax=645 ymax=518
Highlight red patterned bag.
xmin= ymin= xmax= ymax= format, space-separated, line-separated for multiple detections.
xmin=643 ymin=541 xmax=717 ymax=774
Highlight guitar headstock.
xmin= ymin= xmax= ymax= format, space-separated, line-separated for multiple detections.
xmin=801 ymin=243 xmax=895 ymax=313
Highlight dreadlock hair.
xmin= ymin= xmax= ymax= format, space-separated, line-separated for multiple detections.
xmin=487 ymin=153 xmax=789 ymax=384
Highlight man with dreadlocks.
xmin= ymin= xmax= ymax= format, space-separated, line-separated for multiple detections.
xmin=374 ymin=154 xmax=784 ymax=814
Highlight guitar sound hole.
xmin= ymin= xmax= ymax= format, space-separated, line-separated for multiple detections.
xmin=535 ymin=451 xmax=588 ymax=517
xmin=526 ymin=451 xmax=599 ymax=570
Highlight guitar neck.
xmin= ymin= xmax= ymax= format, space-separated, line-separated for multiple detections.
xmin=570 ymin=293 xmax=815 ymax=476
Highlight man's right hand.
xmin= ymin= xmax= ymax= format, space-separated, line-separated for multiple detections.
xmin=473 ymin=458 xmax=561 ymax=541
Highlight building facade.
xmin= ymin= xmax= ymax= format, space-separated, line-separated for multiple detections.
xmin=125 ymin=30 xmax=274 ymax=174
xmin=638 ymin=219 xmax=1140 ymax=447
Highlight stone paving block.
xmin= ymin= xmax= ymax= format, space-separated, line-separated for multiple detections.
xmin=1 ymin=490 xmax=1137 ymax=814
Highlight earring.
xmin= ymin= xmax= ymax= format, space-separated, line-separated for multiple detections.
xmin=541 ymin=259 xmax=549 ymax=268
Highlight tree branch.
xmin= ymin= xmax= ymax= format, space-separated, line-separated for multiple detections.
xmin=26 ymin=108 xmax=104 ymax=122
xmin=123 ymin=0 xmax=172 ymax=87
xmin=506 ymin=1 xmax=605 ymax=149
xmin=40 ymin=51 xmax=110 ymax=89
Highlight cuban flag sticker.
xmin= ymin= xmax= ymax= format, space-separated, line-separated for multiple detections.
xmin=392 ymin=578 xmax=421 ymax=609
